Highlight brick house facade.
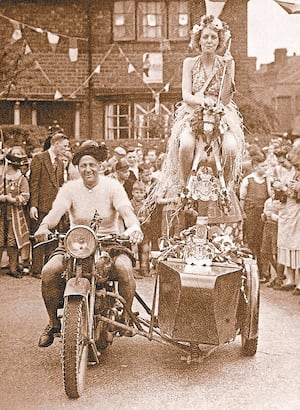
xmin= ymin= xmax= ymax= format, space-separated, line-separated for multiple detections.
xmin=0 ymin=0 xmax=250 ymax=144
xmin=249 ymin=48 xmax=300 ymax=135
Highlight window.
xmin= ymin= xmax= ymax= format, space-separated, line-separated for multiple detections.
xmin=105 ymin=102 xmax=173 ymax=140
xmin=113 ymin=1 xmax=135 ymax=41
xmin=135 ymin=102 xmax=172 ymax=139
xmin=296 ymin=95 xmax=300 ymax=114
xmin=168 ymin=1 xmax=190 ymax=40
xmin=113 ymin=1 xmax=189 ymax=42
xmin=137 ymin=2 xmax=166 ymax=40
xmin=105 ymin=104 xmax=132 ymax=140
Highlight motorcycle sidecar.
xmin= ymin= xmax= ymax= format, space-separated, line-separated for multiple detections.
xmin=157 ymin=260 xmax=259 ymax=355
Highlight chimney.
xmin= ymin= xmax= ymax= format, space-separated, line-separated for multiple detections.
xmin=274 ymin=48 xmax=288 ymax=66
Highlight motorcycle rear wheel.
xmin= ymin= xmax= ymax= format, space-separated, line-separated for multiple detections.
xmin=62 ymin=296 xmax=89 ymax=399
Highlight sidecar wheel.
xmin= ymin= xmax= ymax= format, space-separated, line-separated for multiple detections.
xmin=62 ymin=296 xmax=89 ymax=399
xmin=240 ymin=260 xmax=260 ymax=357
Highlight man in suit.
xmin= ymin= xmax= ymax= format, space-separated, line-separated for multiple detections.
xmin=29 ymin=132 xmax=69 ymax=278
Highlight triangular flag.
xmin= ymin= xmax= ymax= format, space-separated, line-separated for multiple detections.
xmin=47 ymin=32 xmax=60 ymax=51
xmin=164 ymin=82 xmax=170 ymax=92
xmin=128 ymin=63 xmax=135 ymax=74
xmin=68 ymin=37 xmax=78 ymax=62
xmin=54 ymin=90 xmax=63 ymax=100
xmin=94 ymin=65 xmax=101 ymax=74
xmin=274 ymin=1 xmax=300 ymax=14
xmin=24 ymin=43 xmax=32 ymax=55
xmin=205 ymin=0 xmax=227 ymax=17
xmin=10 ymin=20 xmax=22 ymax=43
xmin=35 ymin=27 xmax=44 ymax=33
xmin=33 ymin=60 xmax=41 ymax=70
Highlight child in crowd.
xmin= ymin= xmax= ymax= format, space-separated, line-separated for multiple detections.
xmin=260 ymin=192 xmax=283 ymax=286
xmin=240 ymin=156 xmax=272 ymax=281
xmin=156 ymin=183 xmax=184 ymax=248
xmin=0 ymin=146 xmax=30 ymax=278
xmin=130 ymin=181 xmax=151 ymax=277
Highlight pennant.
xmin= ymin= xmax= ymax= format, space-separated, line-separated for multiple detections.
xmin=24 ymin=43 xmax=32 ymax=55
xmin=47 ymin=32 xmax=60 ymax=51
xmin=94 ymin=65 xmax=101 ymax=74
xmin=128 ymin=63 xmax=135 ymax=74
xmin=54 ymin=90 xmax=63 ymax=100
xmin=33 ymin=60 xmax=41 ymax=70
xmin=164 ymin=82 xmax=170 ymax=92
xmin=10 ymin=20 xmax=22 ymax=43
xmin=154 ymin=92 xmax=160 ymax=114
xmin=68 ymin=37 xmax=78 ymax=62
xmin=34 ymin=27 xmax=44 ymax=34
xmin=274 ymin=1 xmax=300 ymax=13
xmin=205 ymin=0 xmax=227 ymax=17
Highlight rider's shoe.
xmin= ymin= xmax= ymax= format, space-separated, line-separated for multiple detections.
xmin=38 ymin=324 xmax=61 ymax=348
xmin=119 ymin=318 xmax=134 ymax=337
xmin=7 ymin=270 xmax=23 ymax=279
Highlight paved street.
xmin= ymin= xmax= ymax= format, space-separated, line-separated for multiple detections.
xmin=1 ymin=268 xmax=300 ymax=410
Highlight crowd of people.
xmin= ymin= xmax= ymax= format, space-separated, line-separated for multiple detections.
xmin=0 ymin=133 xmax=299 ymax=296
xmin=1 ymin=13 xmax=299 ymax=325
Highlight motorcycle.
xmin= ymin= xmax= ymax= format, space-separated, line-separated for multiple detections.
xmin=34 ymin=215 xmax=259 ymax=399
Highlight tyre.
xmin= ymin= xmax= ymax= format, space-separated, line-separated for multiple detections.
xmin=241 ymin=336 xmax=258 ymax=356
xmin=240 ymin=260 xmax=260 ymax=357
xmin=62 ymin=296 xmax=89 ymax=399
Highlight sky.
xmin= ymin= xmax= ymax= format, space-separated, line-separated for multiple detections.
xmin=247 ymin=0 xmax=300 ymax=67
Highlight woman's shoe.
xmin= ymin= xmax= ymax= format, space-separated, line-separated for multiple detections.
xmin=291 ymin=288 xmax=300 ymax=296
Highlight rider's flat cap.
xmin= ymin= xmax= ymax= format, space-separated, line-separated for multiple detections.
xmin=72 ymin=145 xmax=108 ymax=165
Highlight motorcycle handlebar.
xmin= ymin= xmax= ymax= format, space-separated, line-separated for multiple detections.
xmin=30 ymin=231 xmax=130 ymax=246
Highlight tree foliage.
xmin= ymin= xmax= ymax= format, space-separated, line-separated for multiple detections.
xmin=0 ymin=40 xmax=34 ymax=98
xmin=0 ymin=124 xmax=48 ymax=154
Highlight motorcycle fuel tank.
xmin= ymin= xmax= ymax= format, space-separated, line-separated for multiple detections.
xmin=157 ymin=261 xmax=242 ymax=345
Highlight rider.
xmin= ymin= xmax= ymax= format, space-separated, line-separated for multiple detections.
xmin=34 ymin=144 xmax=143 ymax=348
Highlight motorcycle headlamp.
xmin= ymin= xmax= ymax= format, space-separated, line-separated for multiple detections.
xmin=64 ymin=225 xmax=97 ymax=259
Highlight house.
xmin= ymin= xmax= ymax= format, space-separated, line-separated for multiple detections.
xmin=249 ymin=48 xmax=300 ymax=135
xmin=0 ymin=0 xmax=250 ymax=144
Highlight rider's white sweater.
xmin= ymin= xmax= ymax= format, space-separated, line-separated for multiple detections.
xmin=42 ymin=176 xmax=132 ymax=234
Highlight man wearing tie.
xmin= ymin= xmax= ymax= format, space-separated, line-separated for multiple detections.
xmin=29 ymin=132 xmax=69 ymax=278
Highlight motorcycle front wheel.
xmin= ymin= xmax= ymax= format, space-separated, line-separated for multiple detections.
xmin=62 ymin=296 xmax=89 ymax=399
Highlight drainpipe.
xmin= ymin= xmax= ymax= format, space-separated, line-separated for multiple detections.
xmin=87 ymin=1 xmax=93 ymax=139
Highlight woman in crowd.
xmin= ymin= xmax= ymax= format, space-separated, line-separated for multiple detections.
xmin=276 ymin=145 xmax=300 ymax=294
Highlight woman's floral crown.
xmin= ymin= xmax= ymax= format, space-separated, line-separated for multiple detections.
xmin=190 ymin=15 xmax=231 ymax=48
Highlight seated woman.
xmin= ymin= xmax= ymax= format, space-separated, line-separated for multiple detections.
xmin=144 ymin=15 xmax=244 ymax=218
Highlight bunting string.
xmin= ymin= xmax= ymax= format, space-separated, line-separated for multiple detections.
xmin=0 ymin=13 xmax=88 ymax=41
xmin=68 ymin=43 xmax=115 ymax=98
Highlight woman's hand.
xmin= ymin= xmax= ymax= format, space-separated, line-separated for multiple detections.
xmin=194 ymin=91 xmax=205 ymax=106
xmin=6 ymin=194 xmax=16 ymax=204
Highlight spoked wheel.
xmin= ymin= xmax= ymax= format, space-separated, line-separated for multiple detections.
xmin=62 ymin=296 xmax=89 ymax=398
xmin=240 ymin=261 xmax=260 ymax=356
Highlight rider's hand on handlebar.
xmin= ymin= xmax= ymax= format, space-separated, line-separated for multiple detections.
xmin=34 ymin=225 xmax=52 ymax=243
xmin=123 ymin=225 xmax=144 ymax=245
